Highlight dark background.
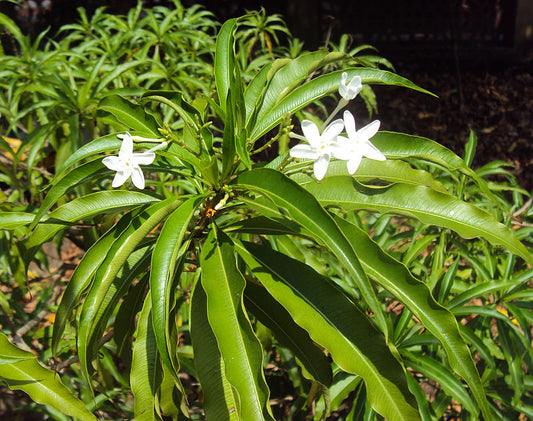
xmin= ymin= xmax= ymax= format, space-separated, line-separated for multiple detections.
xmin=2 ymin=0 xmax=525 ymax=57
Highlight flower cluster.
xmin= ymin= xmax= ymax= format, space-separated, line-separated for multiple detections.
xmin=102 ymin=132 xmax=166 ymax=189
xmin=289 ymin=72 xmax=385 ymax=180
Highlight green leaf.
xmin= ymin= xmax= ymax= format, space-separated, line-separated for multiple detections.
xmin=243 ymin=59 xmax=288 ymax=124
xmin=290 ymin=159 xmax=448 ymax=193
xmin=200 ymin=225 xmax=274 ymax=421
xmin=403 ymin=351 xmax=478 ymax=415
xmin=250 ymin=69 xmax=432 ymax=141
xmin=243 ymin=280 xmax=332 ymax=387
xmin=0 ymin=12 xmax=24 ymax=45
xmin=221 ymin=87 xmax=236 ymax=180
xmin=55 ymin=133 xmax=121 ymax=176
xmin=29 ymin=159 xmax=107 ymax=232
xmin=371 ymin=131 xmax=509 ymax=214
xmin=306 ymin=177 xmax=533 ymax=265
xmin=26 ymin=191 xmax=158 ymax=257
xmin=98 ymin=95 xmax=160 ymax=137
xmin=52 ymin=211 xmax=135 ymax=355
xmin=189 ymin=279 xmax=239 ymax=421
xmin=215 ymin=18 xmax=237 ymax=114
xmin=236 ymin=241 xmax=420 ymax=421
xmin=0 ymin=333 xmax=97 ymax=421
xmin=447 ymin=280 xmax=519 ymax=310
xmin=0 ymin=212 xmax=34 ymax=230
xmin=114 ymin=275 xmax=149 ymax=370
xmin=131 ymin=296 xmax=163 ymax=421
xmin=315 ymin=372 xmax=362 ymax=418
xmin=332 ymin=216 xmax=493 ymax=420
xmin=150 ymin=195 xmax=205 ymax=373
xmin=232 ymin=64 xmax=251 ymax=170
xmin=77 ymin=54 xmax=107 ymax=108
xmin=223 ymin=215 xmax=297 ymax=236
xmin=232 ymin=168 xmax=389 ymax=336
xmin=80 ymin=243 xmax=152 ymax=383
xmin=251 ymin=51 xmax=328 ymax=126
xmin=464 ymin=130 xmax=478 ymax=168
xmin=77 ymin=197 xmax=182 ymax=382
xmin=141 ymin=90 xmax=210 ymax=153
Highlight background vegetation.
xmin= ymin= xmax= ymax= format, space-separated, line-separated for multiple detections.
xmin=0 ymin=1 xmax=532 ymax=420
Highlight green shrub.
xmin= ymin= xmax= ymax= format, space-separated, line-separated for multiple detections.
xmin=0 ymin=3 xmax=531 ymax=421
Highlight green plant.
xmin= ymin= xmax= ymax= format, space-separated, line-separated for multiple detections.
xmin=1 ymin=8 xmax=532 ymax=421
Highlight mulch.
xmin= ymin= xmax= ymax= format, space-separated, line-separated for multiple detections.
xmin=366 ymin=58 xmax=533 ymax=192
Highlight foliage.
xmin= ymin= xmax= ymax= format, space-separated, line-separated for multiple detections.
xmin=0 ymin=3 xmax=532 ymax=421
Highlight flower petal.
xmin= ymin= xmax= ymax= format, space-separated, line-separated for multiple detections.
xmin=339 ymin=73 xmax=362 ymax=100
xmin=290 ymin=144 xmax=319 ymax=159
xmin=132 ymin=152 xmax=156 ymax=166
xmin=357 ymin=120 xmax=381 ymax=141
xmin=361 ymin=142 xmax=386 ymax=161
xmin=313 ymin=154 xmax=330 ymax=180
xmin=130 ymin=165 xmax=146 ymax=189
xmin=346 ymin=154 xmax=363 ymax=174
xmin=343 ymin=110 xmax=357 ymax=139
xmin=118 ymin=132 xmax=134 ymax=159
xmin=338 ymin=72 xmax=349 ymax=98
xmin=346 ymin=75 xmax=362 ymax=99
xmin=102 ymin=156 xmax=123 ymax=171
xmin=301 ymin=120 xmax=321 ymax=147
xmin=111 ymin=169 xmax=131 ymax=188
xmin=322 ymin=118 xmax=345 ymax=141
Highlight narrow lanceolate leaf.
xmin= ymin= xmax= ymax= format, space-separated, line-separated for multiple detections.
xmin=402 ymin=351 xmax=479 ymax=415
xmin=232 ymin=168 xmax=389 ymax=337
xmin=306 ymin=176 xmax=533 ymax=265
xmin=55 ymin=134 xmax=122 ymax=176
xmin=236 ymin=242 xmax=420 ymax=421
xmin=0 ymin=334 xmax=97 ymax=421
xmin=190 ymin=280 xmax=239 ymax=421
xmin=371 ymin=132 xmax=467 ymax=171
xmin=371 ymin=131 xmax=509 ymax=214
xmin=98 ymin=95 xmax=160 ymax=137
xmin=243 ymin=280 xmax=333 ymax=387
xmin=0 ymin=212 xmax=34 ymax=230
xmin=333 ymin=216 xmax=493 ymax=420
xmin=30 ymin=159 xmax=107 ymax=232
xmin=215 ymin=18 xmax=237 ymax=114
xmin=289 ymin=159 xmax=448 ymax=193
xmin=81 ymin=243 xmax=152 ymax=381
xmin=77 ymin=197 xmax=183 ymax=383
xmin=250 ymin=69 xmax=432 ymax=141
xmin=251 ymin=50 xmax=328 ymax=126
xmin=131 ymin=296 xmax=163 ymax=421
xmin=200 ymin=226 xmax=274 ymax=421
xmin=52 ymin=211 xmax=135 ymax=355
xmin=243 ymin=58 xmax=289 ymax=124
xmin=150 ymin=195 xmax=205 ymax=373
xmin=26 ymin=190 xmax=158 ymax=255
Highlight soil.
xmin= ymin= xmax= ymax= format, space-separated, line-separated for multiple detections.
xmin=365 ymin=58 xmax=533 ymax=191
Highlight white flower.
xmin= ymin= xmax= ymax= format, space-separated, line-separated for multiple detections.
xmin=336 ymin=110 xmax=385 ymax=174
xmin=339 ymin=72 xmax=362 ymax=101
xmin=102 ymin=132 xmax=156 ymax=189
xmin=289 ymin=119 xmax=344 ymax=180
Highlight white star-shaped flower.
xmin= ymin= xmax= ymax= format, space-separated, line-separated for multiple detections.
xmin=102 ymin=132 xmax=156 ymax=189
xmin=336 ymin=110 xmax=385 ymax=174
xmin=339 ymin=72 xmax=362 ymax=101
xmin=289 ymin=119 xmax=345 ymax=180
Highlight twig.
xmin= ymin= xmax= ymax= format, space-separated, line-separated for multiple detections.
xmin=55 ymin=329 xmax=114 ymax=371
xmin=0 ymin=152 xmax=54 ymax=178
xmin=514 ymin=194 xmax=533 ymax=218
